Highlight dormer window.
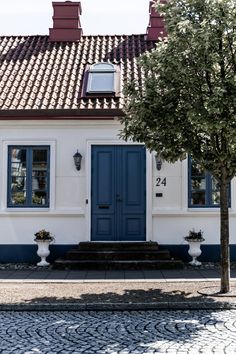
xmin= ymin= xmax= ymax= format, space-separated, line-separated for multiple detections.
xmin=86 ymin=63 xmax=117 ymax=94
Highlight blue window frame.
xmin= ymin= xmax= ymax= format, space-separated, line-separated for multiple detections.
xmin=8 ymin=146 xmax=50 ymax=208
xmin=188 ymin=157 xmax=223 ymax=208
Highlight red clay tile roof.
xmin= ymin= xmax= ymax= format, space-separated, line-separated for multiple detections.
xmin=0 ymin=35 xmax=155 ymax=118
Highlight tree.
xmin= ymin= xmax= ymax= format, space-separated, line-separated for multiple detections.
xmin=120 ymin=0 xmax=236 ymax=293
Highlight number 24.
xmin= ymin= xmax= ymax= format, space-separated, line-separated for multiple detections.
xmin=156 ymin=177 xmax=167 ymax=187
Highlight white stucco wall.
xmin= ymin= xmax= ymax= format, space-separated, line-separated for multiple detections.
xmin=0 ymin=119 xmax=235 ymax=246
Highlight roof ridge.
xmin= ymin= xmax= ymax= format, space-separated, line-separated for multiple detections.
xmin=0 ymin=33 xmax=146 ymax=39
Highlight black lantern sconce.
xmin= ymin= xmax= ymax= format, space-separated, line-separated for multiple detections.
xmin=73 ymin=150 xmax=82 ymax=171
xmin=155 ymin=154 xmax=163 ymax=171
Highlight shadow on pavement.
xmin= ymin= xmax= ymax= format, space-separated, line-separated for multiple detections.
xmin=20 ymin=284 xmax=235 ymax=308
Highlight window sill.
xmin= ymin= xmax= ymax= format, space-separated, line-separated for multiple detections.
xmin=0 ymin=208 xmax=85 ymax=216
xmin=152 ymin=208 xmax=227 ymax=216
xmin=4 ymin=207 xmax=50 ymax=213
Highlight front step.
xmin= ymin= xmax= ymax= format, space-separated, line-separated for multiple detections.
xmin=77 ymin=241 xmax=160 ymax=251
xmin=63 ymin=249 xmax=171 ymax=261
xmin=53 ymin=259 xmax=184 ymax=270
xmin=53 ymin=241 xmax=184 ymax=270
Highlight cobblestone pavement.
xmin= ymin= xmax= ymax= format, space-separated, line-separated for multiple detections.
xmin=0 ymin=310 xmax=236 ymax=353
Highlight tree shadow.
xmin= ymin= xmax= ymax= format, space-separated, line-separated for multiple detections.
xmin=2 ymin=285 xmax=234 ymax=352
xmin=11 ymin=286 xmax=234 ymax=352
xmin=21 ymin=281 xmax=236 ymax=307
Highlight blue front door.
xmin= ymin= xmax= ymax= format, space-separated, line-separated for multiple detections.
xmin=91 ymin=145 xmax=146 ymax=241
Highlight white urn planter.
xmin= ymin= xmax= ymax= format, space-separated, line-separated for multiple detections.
xmin=34 ymin=229 xmax=54 ymax=267
xmin=185 ymin=230 xmax=204 ymax=266
xmin=186 ymin=239 xmax=204 ymax=266
xmin=35 ymin=240 xmax=52 ymax=267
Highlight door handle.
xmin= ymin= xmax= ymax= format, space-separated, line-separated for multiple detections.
xmin=98 ymin=205 xmax=109 ymax=209
xmin=116 ymin=196 xmax=123 ymax=202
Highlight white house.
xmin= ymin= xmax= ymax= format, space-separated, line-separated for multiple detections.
xmin=0 ymin=1 xmax=235 ymax=263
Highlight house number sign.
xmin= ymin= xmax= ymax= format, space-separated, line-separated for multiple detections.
xmin=156 ymin=177 xmax=167 ymax=187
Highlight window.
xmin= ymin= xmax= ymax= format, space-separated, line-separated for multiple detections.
xmin=86 ymin=62 xmax=116 ymax=93
xmin=188 ymin=157 xmax=221 ymax=207
xmin=8 ymin=146 xmax=50 ymax=208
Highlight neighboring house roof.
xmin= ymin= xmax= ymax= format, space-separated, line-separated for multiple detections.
xmin=0 ymin=35 xmax=156 ymax=118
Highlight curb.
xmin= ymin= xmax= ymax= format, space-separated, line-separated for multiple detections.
xmin=0 ymin=278 xmax=225 ymax=283
xmin=0 ymin=301 xmax=235 ymax=311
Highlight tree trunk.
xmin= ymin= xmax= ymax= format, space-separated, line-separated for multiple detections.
xmin=220 ymin=172 xmax=230 ymax=293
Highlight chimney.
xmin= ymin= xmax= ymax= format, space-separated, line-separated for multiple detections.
xmin=49 ymin=1 xmax=82 ymax=42
xmin=146 ymin=1 xmax=166 ymax=41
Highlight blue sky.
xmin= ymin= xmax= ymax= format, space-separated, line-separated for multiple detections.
xmin=0 ymin=0 xmax=149 ymax=36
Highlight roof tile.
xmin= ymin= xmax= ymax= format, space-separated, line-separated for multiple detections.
xmin=0 ymin=34 xmax=156 ymax=116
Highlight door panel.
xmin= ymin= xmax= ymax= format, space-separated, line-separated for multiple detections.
xmin=121 ymin=149 xmax=145 ymax=213
xmin=91 ymin=145 xmax=146 ymax=241
xmin=94 ymin=150 xmax=115 ymax=213
xmin=91 ymin=147 xmax=115 ymax=241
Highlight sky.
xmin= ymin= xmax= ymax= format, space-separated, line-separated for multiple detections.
xmin=0 ymin=0 xmax=150 ymax=36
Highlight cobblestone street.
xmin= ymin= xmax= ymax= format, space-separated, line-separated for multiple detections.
xmin=0 ymin=310 xmax=235 ymax=353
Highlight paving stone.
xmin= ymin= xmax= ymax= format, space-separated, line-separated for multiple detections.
xmin=85 ymin=271 xmax=106 ymax=279
xmin=106 ymin=271 xmax=125 ymax=280
xmin=0 ymin=310 xmax=235 ymax=353
xmin=66 ymin=271 xmax=87 ymax=279
xmin=124 ymin=271 xmax=145 ymax=279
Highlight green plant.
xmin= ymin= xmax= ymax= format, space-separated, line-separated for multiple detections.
xmin=184 ymin=229 xmax=204 ymax=242
xmin=13 ymin=192 xmax=25 ymax=205
xmin=34 ymin=229 xmax=54 ymax=242
xmin=32 ymin=195 xmax=42 ymax=204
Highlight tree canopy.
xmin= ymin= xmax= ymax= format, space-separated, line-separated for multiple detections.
xmin=121 ymin=0 xmax=236 ymax=182
xmin=120 ymin=0 xmax=236 ymax=293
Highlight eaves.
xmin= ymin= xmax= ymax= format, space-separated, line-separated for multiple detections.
xmin=0 ymin=108 xmax=124 ymax=120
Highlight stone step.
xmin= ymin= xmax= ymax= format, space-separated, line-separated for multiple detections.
xmin=64 ymin=249 xmax=171 ymax=261
xmin=77 ymin=241 xmax=159 ymax=251
xmin=53 ymin=259 xmax=184 ymax=270
xmin=53 ymin=241 xmax=184 ymax=270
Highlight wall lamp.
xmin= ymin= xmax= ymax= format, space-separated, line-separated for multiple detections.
xmin=73 ymin=150 xmax=82 ymax=171
xmin=155 ymin=154 xmax=163 ymax=171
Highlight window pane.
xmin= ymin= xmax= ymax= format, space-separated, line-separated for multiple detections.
xmin=211 ymin=177 xmax=220 ymax=205
xmin=11 ymin=177 xmax=26 ymax=192
xmin=191 ymin=177 xmax=206 ymax=190
xmin=191 ymin=161 xmax=205 ymax=176
xmin=191 ymin=191 xmax=206 ymax=205
xmin=32 ymin=173 xmax=47 ymax=190
xmin=32 ymin=172 xmax=48 ymax=205
xmin=212 ymin=191 xmax=220 ymax=205
xmin=10 ymin=148 xmax=27 ymax=206
xmin=189 ymin=157 xmax=226 ymax=207
xmin=88 ymin=73 xmax=114 ymax=92
xmin=31 ymin=148 xmax=49 ymax=206
xmin=33 ymin=149 xmax=47 ymax=163
xmin=32 ymin=191 xmax=47 ymax=206
xmin=190 ymin=159 xmax=206 ymax=205
xmin=212 ymin=177 xmax=220 ymax=191
xmin=11 ymin=148 xmax=26 ymax=176
xmin=11 ymin=191 xmax=26 ymax=205
xmin=91 ymin=63 xmax=114 ymax=71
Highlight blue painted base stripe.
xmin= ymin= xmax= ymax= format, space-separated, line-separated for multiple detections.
xmin=0 ymin=245 xmax=76 ymax=263
xmin=160 ymin=245 xmax=236 ymax=262
xmin=0 ymin=244 xmax=236 ymax=263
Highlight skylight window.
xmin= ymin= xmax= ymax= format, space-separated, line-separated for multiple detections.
xmin=86 ymin=63 xmax=116 ymax=94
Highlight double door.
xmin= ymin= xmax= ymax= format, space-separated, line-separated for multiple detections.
xmin=91 ymin=145 xmax=146 ymax=241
